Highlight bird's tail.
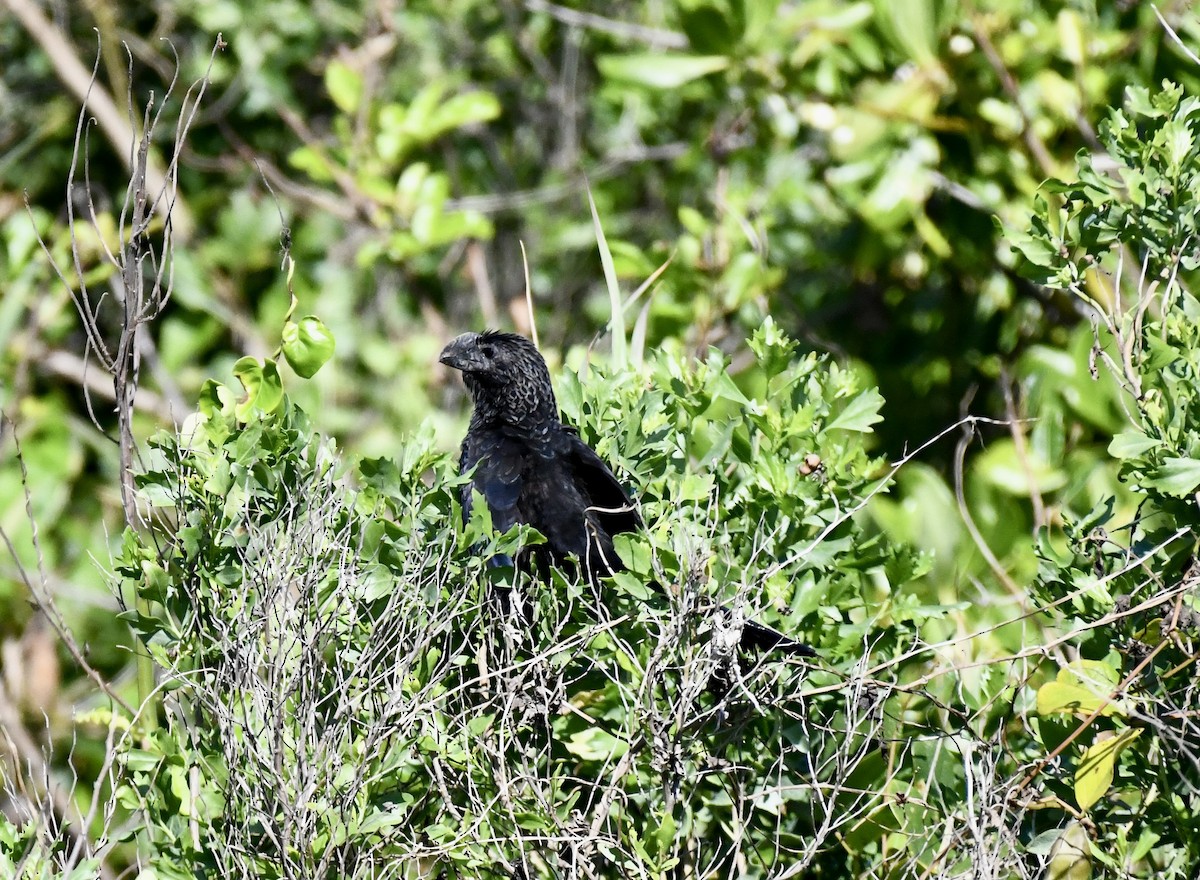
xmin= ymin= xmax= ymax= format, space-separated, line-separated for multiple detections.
xmin=740 ymin=619 xmax=817 ymax=657
xmin=644 ymin=577 xmax=817 ymax=658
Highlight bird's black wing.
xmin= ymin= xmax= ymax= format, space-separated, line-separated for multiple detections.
xmin=461 ymin=430 xmax=526 ymax=567
xmin=740 ymin=619 xmax=818 ymax=656
xmin=515 ymin=426 xmax=640 ymax=580
xmin=561 ymin=428 xmax=641 ymax=536
xmin=559 ymin=430 xmax=816 ymax=656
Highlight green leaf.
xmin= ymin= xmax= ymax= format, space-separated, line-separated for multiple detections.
xmin=168 ymin=764 xmax=191 ymax=815
xmin=1002 ymin=222 xmax=1059 ymax=270
xmin=597 ymin=54 xmax=729 ymax=89
xmin=1145 ymin=457 xmax=1200 ymax=496
xmin=1036 ymin=660 xmax=1124 ymax=718
xmin=140 ymin=560 xmax=170 ymax=604
xmin=324 ymin=60 xmax=363 ymax=114
xmin=197 ymin=379 xmax=236 ymax=420
xmin=1107 ymin=430 xmax=1159 ymax=458
xmin=748 ymin=316 xmax=799 ymax=377
xmin=282 ymin=315 xmax=336 ymax=378
xmin=1056 ymin=9 xmax=1085 ymax=65
xmin=145 ymin=860 xmax=200 ymax=880
xmin=565 ymin=727 xmax=628 ymax=761
xmin=1075 ymin=728 xmax=1140 ymax=811
xmin=682 ymin=5 xmax=736 ymax=54
xmin=1165 ymin=119 xmax=1196 ymax=174
xmin=358 ymin=807 xmax=411 ymax=835
xmin=427 ymin=91 xmax=502 ymax=135
xmin=873 ymin=0 xmax=940 ymax=65
xmin=1026 ymin=829 xmax=1061 ymax=856
xmin=232 ymin=357 xmax=285 ymax=420
xmin=1046 ymin=821 xmax=1092 ymax=880
xmin=117 ymin=608 xmax=169 ymax=640
xmin=612 ymin=533 xmax=653 ymax=575
xmin=975 ymin=439 xmax=1068 ymax=496
xmin=76 ymin=707 xmax=129 ymax=730
xmin=611 ymin=570 xmax=657 ymax=602
xmin=1129 ymin=828 xmax=1161 ymax=862
xmin=678 ymin=472 xmax=715 ymax=501
xmin=288 ymin=145 xmax=335 ymax=182
xmin=827 ymin=388 xmax=884 ymax=432
xmin=653 ymin=811 xmax=677 ymax=855
xmin=1037 ymin=681 xmax=1113 ymax=718
xmin=713 ymin=371 xmax=750 ymax=405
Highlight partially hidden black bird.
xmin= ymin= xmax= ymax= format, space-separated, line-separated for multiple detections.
xmin=439 ymin=330 xmax=814 ymax=657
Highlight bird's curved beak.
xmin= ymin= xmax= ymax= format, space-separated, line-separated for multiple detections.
xmin=439 ymin=334 xmax=482 ymax=372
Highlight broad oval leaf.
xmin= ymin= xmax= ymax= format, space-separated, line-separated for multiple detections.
xmin=1075 ymin=728 xmax=1141 ymax=811
xmin=1037 ymin=681 xmax=1112 ymax=718
xmin=1107 ymin=430 xmax=1159 ymax=458
xmin=565 ymin=727 xmax=629 ymax=762
xmin=282 ymin=315 xmax=336 ymax=378
xmin=427 ymin=91 xmax=502 ymax=136
xmin=1036 ymin=660 xmax=1125 ymax=718
xmin=1046 ymin=821 xmax=1092 ymax=880
xmin=975 ymin=439 xmax=1068 ymax=496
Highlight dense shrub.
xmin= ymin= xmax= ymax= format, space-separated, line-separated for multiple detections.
xmin=108 ymin=325 xmax=937 ymax=877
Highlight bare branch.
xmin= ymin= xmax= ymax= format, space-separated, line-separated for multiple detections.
xmin=2 ymin=0 xmax=194 ymax=238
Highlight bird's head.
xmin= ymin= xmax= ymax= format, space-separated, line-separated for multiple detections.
xmin=439 ymin=331 xmax=507 ymax=375
xmin=439 ymin=331 xmax=558 ymax=426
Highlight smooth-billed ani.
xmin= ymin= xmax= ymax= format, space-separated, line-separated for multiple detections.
xmin=440 ymin=330 xmax=814 ymax=657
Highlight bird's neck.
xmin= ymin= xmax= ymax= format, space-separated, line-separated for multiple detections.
xmin=467 ymin=381 xmax=559 ymax=437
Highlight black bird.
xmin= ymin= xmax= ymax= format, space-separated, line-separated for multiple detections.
xmin=439 ymin=330 xmax=814 ymax=657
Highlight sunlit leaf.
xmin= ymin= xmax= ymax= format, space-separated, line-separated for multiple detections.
xmin=282 ymin=316 xmax=336 ymax=378
xmin=1046 ymin=821 xmax=1092 ymax=880
xmin=597 ymin=54 xmax=729 ymax=89
xmin=873 ymin=0 xmax=941 ymax=65
xmin=565 ymin=727 xmax=629 ymax=761
xmin=827 ymin=388 xmax=884 ymax=432
xmin=232 ymin=357 xmax=284 ymax=420
xmin=427 ymin=91 xmax=502 ymax=135
xmin=324 ymin=60 xmax=363 ymax=114
xmin=1145 ymin=457 xmax=1200 ymax=496
xmin=1056 ymin=10 xmax=1085 ymax=65
xmin=1036 ymin=660 xmax=1124 ymax=718
xmin=975 ymin=439 xmax=1068 ymax=496
xmin=1075 ymin=728 xmax=1141 ymax=811
xmin=1107 ymin=430 xmax=1159 ymax=458
xmin=588 ymin=186 xmax=626 ymax=368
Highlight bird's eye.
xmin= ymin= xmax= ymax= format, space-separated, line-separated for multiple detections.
xmin=480 ymin=344 xmax=495 ymax=359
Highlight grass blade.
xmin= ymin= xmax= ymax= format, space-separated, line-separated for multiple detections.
xmin=587 ymin=184 xmax=625 ymax=369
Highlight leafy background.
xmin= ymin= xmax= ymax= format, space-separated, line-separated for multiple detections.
xmin=3 ymin=0 xmax=1200 ymax=876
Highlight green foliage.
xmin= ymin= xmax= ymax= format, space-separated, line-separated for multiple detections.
xmin=0 ymin=815 xmax=100 ymax=880
xmin=1019 ymin=84 xmax=1200 ymax=873
xmin=281 ymin=315 xmax=335 ymax=378
xmin=116 ymin=393 xmax=463 ymax=874
xmin=6 ymin=3 xmax=1200 ymax=878
xmin=8 ymin=0 xmax=1200 ymax=461
xmin=109 ymin=327 xmax=1006 ymax=876
xmin=1015 ymin=83 xmax=1200 ymax=292
xmin=561 ymin=319 xmax=914 ymax=648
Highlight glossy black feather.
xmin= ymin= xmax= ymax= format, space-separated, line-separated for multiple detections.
xmin=440 ymin=331 xmax=814 ymax=657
